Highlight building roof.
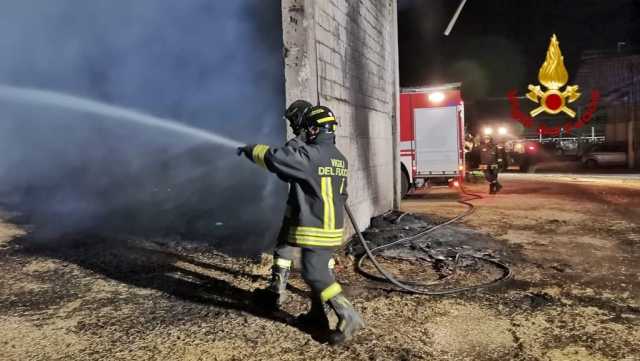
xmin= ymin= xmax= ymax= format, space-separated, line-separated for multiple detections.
xmin=400 ymin=82 xmax=462 ymax=93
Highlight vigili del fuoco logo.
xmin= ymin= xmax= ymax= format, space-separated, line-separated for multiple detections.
xmin=508 ymin=34 xmax=600 ymax=136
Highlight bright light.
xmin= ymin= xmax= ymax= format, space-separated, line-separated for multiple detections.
xmin=453 ymin=180 xmax=460 ymax=187
xmin=483 ymin=127 xmax=493 ymax=135
xmin=528 ymin=146 xmax=535 ymax=151
xmin=498 ymin=127 xmax=508 ymax=135
xmin=428 ymin=91 xmax=445 ymax=103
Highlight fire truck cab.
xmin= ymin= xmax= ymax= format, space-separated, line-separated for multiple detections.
xmin=399 ymin=83 xmax=465 ymax=197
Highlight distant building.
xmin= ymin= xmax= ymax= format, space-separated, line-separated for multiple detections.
xmin=575 ymin=49 xmax=640 ymax=168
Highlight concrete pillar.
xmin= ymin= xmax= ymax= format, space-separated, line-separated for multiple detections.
xmin=391 ymin=0 xmax=401 ymax=210
xmin=281 ymin=0 xmax=401 ymax=231
xmin=281 ymin=0 xmax=318 ymax=139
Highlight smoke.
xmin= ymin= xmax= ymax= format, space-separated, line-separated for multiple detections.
xmin=0 ymin=85 xmax=243 ymax=148
xmin=0 ymin=1 xmax=286 ymax=256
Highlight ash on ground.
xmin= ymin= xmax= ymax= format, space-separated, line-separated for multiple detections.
xmin=346 ymin=211 xmax=511 ymax=286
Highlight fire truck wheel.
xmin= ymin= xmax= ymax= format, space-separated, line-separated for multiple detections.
xmin=401 ymin=169 xmax=410 ymax=198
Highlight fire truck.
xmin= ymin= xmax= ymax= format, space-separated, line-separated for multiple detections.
xmin=399 ymin=83 xmax=465 ymax=197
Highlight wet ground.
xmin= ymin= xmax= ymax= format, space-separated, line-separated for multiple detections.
xmin=1 ymin=174 xmax=639 ymax=360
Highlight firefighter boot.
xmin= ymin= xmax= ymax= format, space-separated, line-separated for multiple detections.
xmin=489 ymin=182 xmax=496 ymax=194
xmin=327 ymin=294 xmax=365 ymax=345
xmin=295 ymin=297 xmax=330 ymax=330
xmin=495 ymin=182 xmax=503 ymax=193
xmin=266 ymin=261 xmax=291 ymax=308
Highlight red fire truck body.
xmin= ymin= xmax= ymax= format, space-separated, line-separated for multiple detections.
xmin=399 ymin=83 xmax=465 ymax=195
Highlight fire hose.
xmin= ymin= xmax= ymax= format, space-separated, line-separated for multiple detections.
xmin=345 ymin=185 xmax=512 ymax=295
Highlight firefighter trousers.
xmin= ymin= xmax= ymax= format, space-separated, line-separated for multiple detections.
xmin=483 ymin=166 xmax=500 ymax=184
xmin=273 ymin=233 xmax=337 ymax=298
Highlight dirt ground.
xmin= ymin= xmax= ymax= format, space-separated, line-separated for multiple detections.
xmin=1 ymin=174 xmax=639 ymax=361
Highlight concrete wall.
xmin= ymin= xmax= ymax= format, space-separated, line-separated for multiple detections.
xmin=281 ymin=0 xmax=400 ymax=231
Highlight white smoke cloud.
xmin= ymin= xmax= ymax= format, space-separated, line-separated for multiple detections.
xmin=0 ymin=0 xmax=287 ymax=256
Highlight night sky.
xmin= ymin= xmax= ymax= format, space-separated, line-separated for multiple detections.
xmin=398 ymin=0 xmax=640 ymax=101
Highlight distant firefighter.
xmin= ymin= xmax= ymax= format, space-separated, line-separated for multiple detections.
xmin=495 ymin=139 xmax=508 ymax=172
xmin=238 ymin=104 xmax=364 ymax=345
xmin=464 ymin=133 xmax=475 ymax=153
xmin=479 ymin=134 xmax=503 ymax=194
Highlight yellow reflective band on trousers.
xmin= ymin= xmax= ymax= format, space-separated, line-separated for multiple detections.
xmin=320 ymin=282 xmax=342 ymax=302
xmin=321 ymin=177 xmax=335 ymax=230
xmin=252 ymin=144 xmax=270 ymax=168
xmin=287 ymin=226 xmax=344 ymax=247
xmin=274 ymin=258 xmax=292 ymax=269
xmin=289 ymin=226 xmax=343 ymax=237
xmin=317 ymin=116 xmax=335 ymax=124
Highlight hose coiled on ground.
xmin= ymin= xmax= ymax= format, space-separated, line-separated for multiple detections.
xmin=346 ymin=185 xmax=512 ymax=295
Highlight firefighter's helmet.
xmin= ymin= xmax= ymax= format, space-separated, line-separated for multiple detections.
xmin=285 ymin=100 xmax=312 ymax=134
xmin=303 ymin=105 xmax=338 ymax=131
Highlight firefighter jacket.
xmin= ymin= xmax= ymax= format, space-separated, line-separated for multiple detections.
xmin=479 ymin=143 xmax=497 ymax=165
xmin=285 ymin=132 xmax=306 ymax=148
xmin=276 ymin=133 xmax=306 ymax=183
xmin=246 ymin=132 xmax=348 ymax=248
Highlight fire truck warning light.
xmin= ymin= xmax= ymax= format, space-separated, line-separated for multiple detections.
xmin=428 ymin=91 xmax=445 ymax=103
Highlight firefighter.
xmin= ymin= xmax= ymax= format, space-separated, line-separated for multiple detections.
xmin=463 ymin=133 xmax=476 ymax=171
xmin=284 ymin=99 xmax=312 ymax=147
xmin=260 ymin=99 xmax=314 ymax=308
xmin=495 ymin=139 xmax=508 ymax=172
xmin=464 ymin=133 xmax=475 ymax=153
xmin=238 ymin=105 xmax=364 ymax=345
xmin=479 ymin=134 xmax=503 ymax=194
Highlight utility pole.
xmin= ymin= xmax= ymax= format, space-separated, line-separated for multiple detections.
xmin=444 ymin=0 xmax=468 ymax=36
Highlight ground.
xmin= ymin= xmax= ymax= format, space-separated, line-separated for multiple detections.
xmin=1 ymin=173 xmax=639 ymax=361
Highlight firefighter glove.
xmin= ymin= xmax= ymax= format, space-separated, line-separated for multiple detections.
xmin=237 ymin=145 xmax=253 ymax=160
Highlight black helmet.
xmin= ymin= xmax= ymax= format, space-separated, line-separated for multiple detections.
xmin=303 ymin=105 xmax=338 ymax=131
xmin=285 ymin=100 xmax=312 ymax=134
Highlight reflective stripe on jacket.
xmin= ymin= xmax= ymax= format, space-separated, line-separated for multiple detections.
xmin=247 ymin=132 xmax=348 ymax=248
